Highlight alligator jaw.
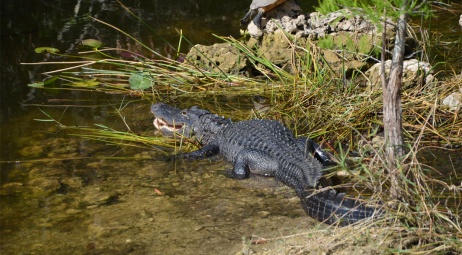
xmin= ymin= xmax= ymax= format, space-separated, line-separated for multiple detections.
xmin=153 ymin=117 xmax=184 ymax=133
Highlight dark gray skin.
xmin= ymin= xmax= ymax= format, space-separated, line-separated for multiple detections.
xmin=150 ymin=103 xmax=382 ymax=226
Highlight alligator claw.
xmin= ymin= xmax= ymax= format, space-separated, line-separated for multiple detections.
xmin=224 ymin=169 xmax=248 ymax=180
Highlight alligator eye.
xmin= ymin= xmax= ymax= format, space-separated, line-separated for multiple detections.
xmin=181 ymin=111 xmax=187 ymax=116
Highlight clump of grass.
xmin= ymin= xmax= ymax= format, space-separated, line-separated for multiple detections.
xmin=318 ymin=36 xmax=335 ymax=50
xmin=258 ymin=36 xmax=461 ymax=252
xmin=34 ymin=107 xmax=202 ymax=158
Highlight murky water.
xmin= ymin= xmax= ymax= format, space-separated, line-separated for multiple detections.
xmin=1 ymin=1 xmax=461 ymax=254
xmin=0 ymin=94 xmax=318 ymax=254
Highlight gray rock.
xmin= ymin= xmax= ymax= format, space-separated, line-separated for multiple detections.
xmin=186 ymin=43 xmax=248 ymax=75
xmin=366 ymin=59 xmax=436 ymax=90
xmin=442 ymin=91 xmax=462 ymax=111
xmin=188 ymin=8 xmax=396 ymax=77
xmin=263 ymin=9 xmax=385 ymax=39
xmin=82 ymin=189 xmax=120 ymax=207
xmin=247 ymin=0 xmax=302 ymax=38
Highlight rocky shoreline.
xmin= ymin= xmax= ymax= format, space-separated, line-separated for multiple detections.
xmin=185 ymin=2 xmax=460 ymax=111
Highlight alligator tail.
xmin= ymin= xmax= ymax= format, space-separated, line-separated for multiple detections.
xmin=299 ymin=189 xmax=383 ymax=226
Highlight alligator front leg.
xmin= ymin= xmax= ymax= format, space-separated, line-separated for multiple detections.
xmin=228 ymin=149 xmax=279 ymax=179
xmin=176 ymin=144 xmax=220 ymax=160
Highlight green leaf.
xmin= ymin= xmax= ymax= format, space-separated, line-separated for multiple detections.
xmin=129 ymin=73 xmax=153 ymax=90
xmin=71 ymin=79 xmax=100 ymax=87
xmin=34 ymin=47 xmax=60 ymax=54
xmin=44 ymin=76 xmax=59 ymax=85
xmin=28 ymin=76 xmax=59 ymax=88
xmin=81 ymin=39 xmax=103 ymax=49
xmin=28 ymin=82 xmax=44 ymax=88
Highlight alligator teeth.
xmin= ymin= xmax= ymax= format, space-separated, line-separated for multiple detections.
xmin=153 ymin=117 xmax=165 ymax=130
xmin=153 ymin=117 xmax=184 ymax=132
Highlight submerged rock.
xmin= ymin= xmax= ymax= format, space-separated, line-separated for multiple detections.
xmin=18 ymin=145 xmax=44 ymax=158
xmin=26 ymin=177 xmax=61 ymax=197
xmin=82 ymin=189 xmax=120 ymax=207
xmin=0 ymin=182 xmax=24 ymax=196
xmin=60 ymin=176 xmax=83 ymax=189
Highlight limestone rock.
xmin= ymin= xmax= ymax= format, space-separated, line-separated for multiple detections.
xmin=321 ymin=48 xmax=367 ymax=75
xmin=442 ymin=91 xmax=462 ymax=111
xmin=247 ymin=0 xmax=302 ymax=38
xmin=259 ymin=8 xmax=386 ymax=39
xmin=186 ymin=43 xmax=248 ymax=75
xmin=366 ymin=59 xmax=436 ymax=90
xmin=189 ymin=8 xmax=399 ymax=77
xmin=259 ymin=32 xmax=294 ymax=65
xmin=245 ymin=1 xmax=384 ymax=39
xmin=304 ymin=10 xmax=384 ymax=39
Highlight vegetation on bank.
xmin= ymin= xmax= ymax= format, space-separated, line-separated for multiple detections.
xmin=23 ymin=2 xmax=461 ymax=254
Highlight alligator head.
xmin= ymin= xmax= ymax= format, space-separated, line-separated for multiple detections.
xmin=150 ymin=103 xmax=198 ymax=136
xmin=150 ymin=103 xmax=231 ymax=144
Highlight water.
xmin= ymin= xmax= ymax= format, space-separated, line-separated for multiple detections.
xmin=0 ymin=92 xmax=314 ymax=254
xmin=1 ymin=1 xmax=461 ymax=254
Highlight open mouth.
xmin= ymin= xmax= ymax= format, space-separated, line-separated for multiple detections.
xmin=153 ymin=117 xmax=184 ymax=133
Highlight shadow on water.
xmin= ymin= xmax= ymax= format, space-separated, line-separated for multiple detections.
xmin=0 ymin=1 xmax=461 ymax=254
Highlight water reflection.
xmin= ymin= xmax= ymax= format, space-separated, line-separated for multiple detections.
xmin=0 ymin=0 xmax=252 ymax=123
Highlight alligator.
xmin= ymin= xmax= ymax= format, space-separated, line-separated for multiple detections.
xmin=150 ymin=103 xmax=382 ymax=226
